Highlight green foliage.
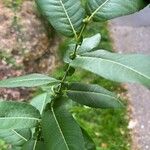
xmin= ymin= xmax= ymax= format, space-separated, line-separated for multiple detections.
xmin=77 ymin=33 xmax=101 ymax=54
xmin=0 ymin=74 xmax=59 ymax=88
xmin=0 ymin=129 xmax=31 ymax=146
xmin=0 ymin=0 xmax=149 ymax=149
xmin=86 ymin=0 xmax=149 ymax=21
xmin=22 ymin=140 xmax=45 ymax=150
xmin=73 ymin=107 xmax=130 ymax=150
xmin=70 ymin=50 xmax=150 ymax=88
xmin=64 ymin=34 xmax=101 ymax=62
xmin=81 ymin=128 xmax=96 ymax=150
xmin=0 ymin=101 xmax=40 ymax=129
xmin=42 ymin=100 xmax=85 ymax=150
xmin=67 ymin=83 xmax=123 ymax=108
xmin=30 ymin=93 xmax=51 ymax=114
xmin=36 ymin=0 xmax=85 ymax=38
xmin=0 ymin=140 xmax=8 ymax=150
xmin=55 ymin=24 xmax=129 ymax=149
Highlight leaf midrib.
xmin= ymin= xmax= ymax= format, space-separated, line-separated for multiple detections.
xmin=0 ymin=78 xmax=52 ymax=83
xmin=89 ymin=0 xmax=111 ymax=20
xmin=0 ymin=117 xmax=40 ymax=121
xmin=59 ymin=0 xmax=77 ymax=39
xmin=51 ymin=104 xmax=70 ymax=150
xmin=33 ymin=140 xmax=37 ymax=150
xmin=12 ymin=129 xmax=28 ymax=142
xmin=77 ymin=55 xmax=150 ymax=81
xmin=68 ymin=90 xmax=117 ymax=100
xmin=40 ymin=94 xmax=47 ymax=114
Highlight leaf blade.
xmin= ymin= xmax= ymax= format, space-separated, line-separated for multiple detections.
xmin=64 ymin=34 xmax=101 ymax=63
xmin=0 ymin=74 xmax=59 ymax=88
xmin=30 ymin=93 xmax=51 ymax=115
xmin=0 ymin=101 xmax=40 ymax=129
xmin=42 ymin=100 xmax=85 ymax=150
xmin=78 ymin=33 xmax=101 ymax=54
xmin=0 ymin=129 xmax=31 ymax=146
xmin=81 ymin=128 xmax=96 ymax=150
xmin=36 ymin=0 xmax=85 ymax=37
xmin=70 ymin=50 xmax=150 ymax=88
xmin=87 ymin=0 xmax=149 ymax=21
xmin=22 ymin=140 xmax=45 ymax=150
xmin=67 ymin=83 xmax=123 ymax=108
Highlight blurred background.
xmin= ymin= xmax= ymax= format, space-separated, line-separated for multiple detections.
xmin=0 ymin=0 xmax=149 ymax=150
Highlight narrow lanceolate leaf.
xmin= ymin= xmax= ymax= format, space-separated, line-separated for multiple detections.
xmin=0 ymin=129 xmax=31 ymax=146
xmin=42 ymin=100 xmax=85 ymax=150
xmin=70 ymin=50 xmax=150 ymax=88
xmin=0 ymin=74 xmax=59 ymax=88
xmin=87 ymin=0 xmax=149 ymax=21
xmin=81 ymin=128 xmax=96 ymax=150
xmin=67 ymin=83 xmax=122 ymax=108
xmin=30 ymin=93 xmax=51 ymax=114
xmin=36 ymin=0 xmax=85 ymax=38
xmin=22 ymin=140 xmax=45 ymax=150
xmin=0 ymin=101 xmax=40 ymax=129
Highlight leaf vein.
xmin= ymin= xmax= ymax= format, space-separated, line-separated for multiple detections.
xmin=33 ymin=140 xmax=37 ymax=150
xmin=0 ymin=117 xmax=40 ymax=121
xmin=68 ymin=90 xmax=117 ymax=100
xmin=12 ymin=129 xmax=28 ymax=142
xmin=51 ymin=103 xmax=70 ymax=150
xmin=89 ymin=0 xmax=111 ymax=20
xmin=78 ymin=56 xmax=150 ymax=80
xmin=59 ymin=0 xmax=77 ymax=39
xmin=40 ymin=94 xmax=47 ymax=114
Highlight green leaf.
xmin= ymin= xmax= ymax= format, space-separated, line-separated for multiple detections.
xmin=11 ymin=146 xmax=22 ymax=150
xmin=42 ymin=100 xmax=85 ymax=150
xmin=0 ymin=101 xmax=40 ymax=129
xmin=22 ymin=140 xmax=45 ymax=150
xmin=87 ymin=0 xmax=149 ymax=21
xmin=0 ymin=129 xmax=31 ymax=146
xmin=0 ymin=74 xmax=59 ymax=88
xmin=36 ymin=0 xmax=85 ymax=38
xmin=30 ymin=93 xmax=51 ymax=114
xmin=64 ymin=34 xmax=101 ymax=62
xmin=78 ymin=33 xmax=101 ymax=54
xmin=67 ymin=83 xmax=122 ymax=108
xmin=81 ymin=128 xmax=96 ymax=150
xmin=70 ymin=50 xmax=150 ymax=88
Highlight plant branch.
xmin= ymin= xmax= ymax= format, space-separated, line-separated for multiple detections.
xmin=56 ymin=23 xmax=87 ymax=95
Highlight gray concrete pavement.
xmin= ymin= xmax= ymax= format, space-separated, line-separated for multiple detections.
xmin=109 ymin=6 xmax=150 ymax=150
